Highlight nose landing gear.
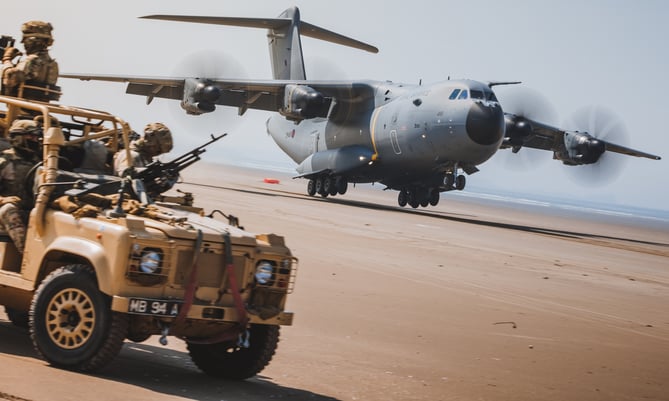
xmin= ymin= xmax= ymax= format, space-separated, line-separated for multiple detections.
xmin=396 ymin=171 xmax=466 ymax=209
xmin=443 ymin=173 xmax=466 ymax=191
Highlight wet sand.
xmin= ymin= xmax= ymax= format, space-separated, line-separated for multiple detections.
xmin=1 ymin=162 xmax=668 ymax=401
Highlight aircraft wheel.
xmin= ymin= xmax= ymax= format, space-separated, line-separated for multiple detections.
xmin=397 ymin=190 xmax=408 ymax=207
xmin=429 ymin=188 xmax=440 ymax=206
xmin=328 ymin=178 xmax=338 ymax=196
xmin=323 ymin=176 xmax=333 ymax=196
xmin=455 ymin=175 xmax=466 ymax=190
xmin=335 ymin=177 xmax=348 ymax=195
xmin=307 ymin=179 xmax=317 ymax=196
xmin=408 ymin=191 xmax=419 ymax=208
xmin=315 ymin=177 xmax=324 ymax=195
xmin=444 ymin=173 xmax=455 ymax=189
xmin=418 ymin=189 xmax=429 ymax=207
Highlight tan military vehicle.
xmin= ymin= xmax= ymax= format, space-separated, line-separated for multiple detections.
xmin=0 ymin=95 xmax=297 ymax=379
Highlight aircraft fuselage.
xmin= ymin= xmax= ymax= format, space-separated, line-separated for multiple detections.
xmin=266 ymin=78 xmax=505 ymax=189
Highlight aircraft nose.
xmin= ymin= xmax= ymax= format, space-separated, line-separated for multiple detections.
xmin=466 ymin=101 xmax=505 ymax=146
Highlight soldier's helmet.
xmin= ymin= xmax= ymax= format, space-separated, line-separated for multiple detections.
xmin=9 ymin=119 xmax=42 ymax=156
xmin=142 ymin=122 xmax=173 ymax=157
xmin=21 ymin=20 xmax=54 ymax=46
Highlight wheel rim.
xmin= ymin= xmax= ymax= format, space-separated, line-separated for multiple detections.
xmin=46 ymin=288 xmax=96 ymax=349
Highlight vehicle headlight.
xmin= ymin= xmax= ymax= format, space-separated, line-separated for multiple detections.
xmin=255 ymin=261 xmax=274 ymax=284
xmin=139 ymin=250 xmax=162 ymax=274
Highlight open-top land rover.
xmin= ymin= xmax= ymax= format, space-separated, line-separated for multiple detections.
xmin=0 ymin=95 xmax=297 ymax=379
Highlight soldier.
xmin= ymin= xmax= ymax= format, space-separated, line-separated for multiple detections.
xmin=1 ymin=20 xmax=60 ymax=101
xmin=114 ymin=122 xmax=173 ymax=176
xmin=0 ymin=119 xmax=43 ymax=253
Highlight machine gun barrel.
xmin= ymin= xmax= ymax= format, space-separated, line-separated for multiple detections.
xmin=136 ymin=133 xmax=227 ymax=197
xmin=165 ymin=132 xmax=227 ymax=171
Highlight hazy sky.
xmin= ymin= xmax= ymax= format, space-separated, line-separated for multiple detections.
xmin=2 ymin=1 xmax=668 ymax=212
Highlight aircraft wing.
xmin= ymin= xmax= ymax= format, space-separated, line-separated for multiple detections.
xmin=60 ymin=73 xmax=377 ymax=118
xmin=501 ymin=113 xmax=661 ymax=163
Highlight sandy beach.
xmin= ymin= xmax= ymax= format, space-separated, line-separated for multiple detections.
xmin=1 ymin=162 xmax=668 ymax=401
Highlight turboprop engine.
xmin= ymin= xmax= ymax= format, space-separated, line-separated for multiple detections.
xmin=279 ymin=84 xmax=332 ymax=121
xmin=181 ymin=78 xmax=221 ymax=115
xmin=557 ymin=131 xmax=606 ymax=165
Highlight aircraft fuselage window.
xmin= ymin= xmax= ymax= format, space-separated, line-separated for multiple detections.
xmin=449 ymin=89 xmax=461 ymax=100
xmin=458 ymin=90 xmax=468 ymax=100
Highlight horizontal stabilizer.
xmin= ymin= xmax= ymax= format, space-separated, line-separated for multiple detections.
xmin=141 ymin=15 xmax=379 ymax=54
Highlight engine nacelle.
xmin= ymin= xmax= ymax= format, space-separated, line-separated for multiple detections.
xmin=181 ymin=78 xmax=221 ymax=115
xmin=557 ymin=131 xmax=606 ymax=165
xmin=280 ymin=84 xmax=332 ymax=121
xmin=502 ymin=115 xmax=532 ymax=152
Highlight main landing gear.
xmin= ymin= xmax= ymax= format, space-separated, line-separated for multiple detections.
xmin=397 ymin=187 xmax=440 ymax=208
xmin=397 ymin=173 xmax=466 ymax=209
xmin=306 ymin=175 xmax=348 ymax=198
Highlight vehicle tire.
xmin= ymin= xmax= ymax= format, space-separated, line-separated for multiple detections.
xmin=187 ymin=324 xmax=280 ymax=380
xmin=5 ymin=307 xmax=29 ymax=328
xmin=30 ymin=264 xmax=129 ymax=372
xmin=307 ymin=179 xmax=316 ymax=196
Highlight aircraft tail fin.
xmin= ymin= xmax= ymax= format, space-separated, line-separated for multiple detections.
xmin=141 ymin=6 xmax=378 ymax=80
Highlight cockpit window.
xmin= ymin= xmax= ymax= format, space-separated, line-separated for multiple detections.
xmin=449 ymin=89 xmax=461 ymax=100
xmin=457 ymin=90 xmax=468 ymax=100
xmin=487 ymin=91 xmax=498 ymax=102
xmin=470 ymin=90 xmax=484 ymax=100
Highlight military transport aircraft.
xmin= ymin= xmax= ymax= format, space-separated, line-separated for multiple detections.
xmin=61 ymin=6 xmax=661 ymax=208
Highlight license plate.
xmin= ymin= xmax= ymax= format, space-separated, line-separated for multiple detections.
xmin=128 ymin=298 xmax=181 ymax=316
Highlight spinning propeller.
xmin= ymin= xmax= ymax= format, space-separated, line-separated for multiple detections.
xmin=497 ymin=86 xmax=559 ymax=171
xmin=561 ymin=105 xmax=630 ymax=186
xmin=168 ymin=50 xmax=247 ymax=139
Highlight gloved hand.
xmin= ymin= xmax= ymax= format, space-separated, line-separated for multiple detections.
xmin=2 ymin=47 xmax=21 ymax=62
xmin=51 ymin=195 xmax=79 ymax=213
xmin=0 ymin=196 xmax=21 ymax=206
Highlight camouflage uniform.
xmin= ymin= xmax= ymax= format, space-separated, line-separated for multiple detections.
xmin=0 ymin=120 xmax=42 ymax=253
xmin=114 ymin=122 xmax=173 ymax=176
xmin=1 ymin=20 xmax=60 ymax=101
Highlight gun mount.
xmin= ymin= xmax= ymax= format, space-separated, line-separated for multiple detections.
xmin=131 ymin=133 xmax=226 ymax=198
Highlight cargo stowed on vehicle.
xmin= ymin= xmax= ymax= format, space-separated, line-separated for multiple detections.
xmin=0 ymin=95 xmax=297 ymax=379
